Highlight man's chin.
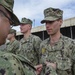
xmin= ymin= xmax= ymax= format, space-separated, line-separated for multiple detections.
xmin=0 ymin=42 xmax=5 ymax=46
xmin=0 ymin=40 xmax=6 ymax=46
xmin=48 ymin=33 xmax=53 ymax=35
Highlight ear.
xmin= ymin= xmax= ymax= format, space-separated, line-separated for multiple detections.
xmin=29 ymin=24 xmax=32 ymax=30
xmin=12 ymin=33 xmax=15 ymax=36
xmin=59 ymin=19 xmax=63 ymax=26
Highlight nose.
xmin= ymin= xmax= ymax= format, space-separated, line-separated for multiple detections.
xmin=20 ymin=25 xmax=22 ymax=29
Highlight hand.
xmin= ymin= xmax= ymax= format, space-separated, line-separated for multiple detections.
xmin=45 ymin=61 xmax=56 ymax=69
xmin=35 ymin=64 xmax=42 ymax=75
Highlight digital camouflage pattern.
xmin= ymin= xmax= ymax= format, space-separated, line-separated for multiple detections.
xmin=9 ymin=29 xmax=16 ymax=34
xmin=0 ymin=0 xmax=20 ymax=25
xmin=40 ymin=35 xmax=75 ymax=75
xmin=20 ymin=17 xmax=32 ymax=25
xmin=40 ymin=63 xmax=57 ymax=75
xmin=0 ymin=0 xmax=36 ymax=75
xmin=0 ymin=51 xmax=36 ymax=75
xmin=17 ymin=34 xmax=42 ymax=66
xmin=41 ymin=7 xmax=63 ymax=23
xmin=0 ymin=44 xmax=6 ymax=51
xmin=5 ymin=39 xmax=20 ymax=54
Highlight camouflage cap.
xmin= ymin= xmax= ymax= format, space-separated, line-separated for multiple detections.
xmin=0 ymin=0 xmax=20 ymax=26
xmin=20 ymin=17 xmax=32 ymax=25
xmin=41 ymin=7 xmax=63 ymax=23
xmin=9 ymin=29 xmax=16 ymax=34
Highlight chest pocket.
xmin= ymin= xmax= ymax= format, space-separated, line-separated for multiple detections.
xmin=42 ymin=44 xmax=72 ymax=70
xmin=56 ymin=44 xmax=72 ymax=70
xmin=21 ymin=42 xmax=34 ymax=59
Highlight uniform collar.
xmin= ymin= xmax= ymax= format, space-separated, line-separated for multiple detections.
xmin=47 ymin=34 xmax=64 ymax=44
xmin=21 ymin=34 xmax=32 ymax=43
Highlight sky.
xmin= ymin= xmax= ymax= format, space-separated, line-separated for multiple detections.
xmin=13 ymin=0 xmax=75 ymax=31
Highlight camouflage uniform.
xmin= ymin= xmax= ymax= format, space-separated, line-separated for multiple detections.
xmin=0 ymin=44 xmax=6 ymax=51
xmin=17 ymin=34 xmax=42 ymax=66
xmin=40 ymin=35 xmax=75 ymax=75
xmin=39 ymin=7 xmax=75 ymax=75
xmin=6 ymin=39 xmax=20 ymax=54
xmin=5 ymin=29 xmax=20 ymax=54
xmin=0 ymin=0 xmax=36 ymax=75
xmin=0 ymin=51 xmax=36 ymax=75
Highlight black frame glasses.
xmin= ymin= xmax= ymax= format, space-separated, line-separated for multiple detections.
xmin=0 ymin=9 xmax=14 ymax=26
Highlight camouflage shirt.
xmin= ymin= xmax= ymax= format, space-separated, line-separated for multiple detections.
xmin=6 ymin=39 xmax=20 ymax=54
xmin=0 ymin=51 xmax=36 ymax=75
xmin=40 ymin=35 xmax=75 ymax=75
xmin=17 ymin=34 xmax=42 ymax=66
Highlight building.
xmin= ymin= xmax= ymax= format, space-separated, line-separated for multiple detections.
xmin=16 ymin=17 xmax=75 ymax=40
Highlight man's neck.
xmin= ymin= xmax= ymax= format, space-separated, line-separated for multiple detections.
xmin=23 ymin=31 xmax=31 ymax=40
xmin=50 ymin=32 xmax=61 ymax=45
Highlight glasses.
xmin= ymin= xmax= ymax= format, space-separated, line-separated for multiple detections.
xmin=0 ymin=9 xmax=14 ymax=27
